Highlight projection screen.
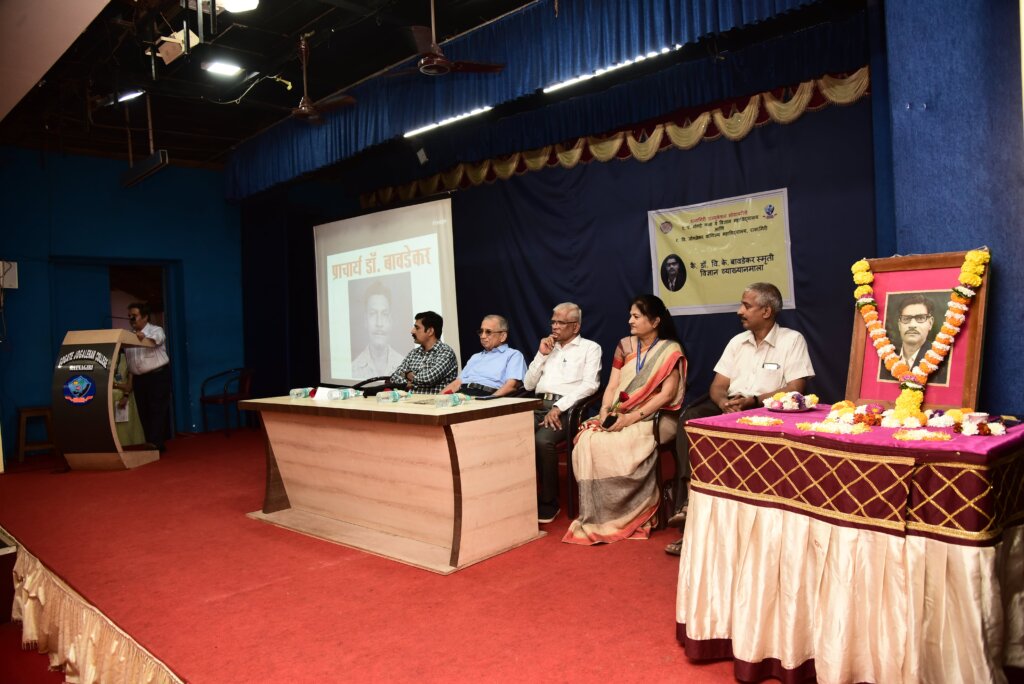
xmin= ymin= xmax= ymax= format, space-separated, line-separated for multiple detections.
xmin=313 ymin=197 xmax=461 ymax=386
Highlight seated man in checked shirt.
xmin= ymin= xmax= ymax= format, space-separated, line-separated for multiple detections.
xmin=389 ymin=311 xmax=459 ymax=394
xmin=523 ymin=302 xmax=602 ymax=523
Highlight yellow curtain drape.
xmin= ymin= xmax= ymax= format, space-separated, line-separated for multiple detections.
xmin=11 ymin=538 xmax=184 ymax=684
xmin=465 ymin=159 xmax=491 ymax=185
xmin=587 ymin=132 xmax=625 ymax=162
xmin=441 ymin=165 xmax=466 ymax=190
xmin=555 ymin=139 xmax=586 ymax=167
xmin=819 ymin=66 xmax=870 ymax=105
xmin=665 ymin=112 xmax=712 ymax=150
xmin=522 ymin=146 xmax=552 ymax=171
xmin=763 ymin=81 xmax=816 ymax=124
xmin=711 ymin=96 xmax=761 ymax=141
xmin=362 ymin=67 xmax=870 ymax=207
xmin=492 ymin=153 xmax=521 ymax=180
xmin=626 ymin=126 xmax=665 ymax=162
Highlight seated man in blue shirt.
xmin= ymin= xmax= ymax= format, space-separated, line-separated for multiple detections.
xmin=442 ymin=315 xmax=527 ymax=397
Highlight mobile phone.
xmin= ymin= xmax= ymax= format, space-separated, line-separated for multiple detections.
xmin=602 ymin=413 xmax=618 ymax=429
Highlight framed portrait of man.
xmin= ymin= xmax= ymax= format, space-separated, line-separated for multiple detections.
xmin=876 ymin=290 xmax=951 ymax=386
xmin=846 ymin=251 xmax=989 ymax=410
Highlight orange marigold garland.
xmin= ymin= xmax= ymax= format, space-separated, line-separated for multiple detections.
xmin=851 ymin=249 xmax=990 ymax=421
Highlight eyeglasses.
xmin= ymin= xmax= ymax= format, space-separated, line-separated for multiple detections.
xmin=550 ymin=319 xmax=577 ymax=327
xmin=898 ymin=314 xmax=932 ymax=324
xmin=477 ymin=328 xmax=505 ymax=336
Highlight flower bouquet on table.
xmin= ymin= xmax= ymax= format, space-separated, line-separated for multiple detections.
xmin=763 ymin=391 xmax=819 ymax=411
xmin=954 ymin=412 xmax=1007 ymax=436
xmin=827 ymin=400 xmax=885 ymax=426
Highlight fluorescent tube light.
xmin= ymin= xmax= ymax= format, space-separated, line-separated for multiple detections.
xmin=543 ymin=45 xmax=683 ymax=94
xmin=404 ymin=106 xmax=493 ymax=138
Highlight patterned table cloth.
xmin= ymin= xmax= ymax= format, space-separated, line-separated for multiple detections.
xmin=676 ymin=406 xmax=1024 ymax=683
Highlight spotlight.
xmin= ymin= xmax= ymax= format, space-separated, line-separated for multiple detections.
xmin=152 ymin=28 xmax=201 ymax=65
xmin=203 ymin=61 xmax=243 ymax=77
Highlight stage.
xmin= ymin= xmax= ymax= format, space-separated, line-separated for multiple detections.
xmin=0 ymin=431 xmax=731 ymax=683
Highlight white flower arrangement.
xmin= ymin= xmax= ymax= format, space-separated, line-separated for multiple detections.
xmin=737 ymin=416 xmax=784 ymax=427
xmin=764 ymin=391 xmax=819 ymax=411
xmin=796 ymin=421 xmax=871 ymax=435
xmin=925 ymin=412 xmax=955 ymax=428
xmin=894 ymin=429 xmax=952 ymax=442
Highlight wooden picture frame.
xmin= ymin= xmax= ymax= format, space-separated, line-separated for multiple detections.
xmin=845 ymin=251 xmax=988 ymax=410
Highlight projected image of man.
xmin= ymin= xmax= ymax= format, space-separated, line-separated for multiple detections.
xmin=351 ymin=281 xmax=404 ymax=378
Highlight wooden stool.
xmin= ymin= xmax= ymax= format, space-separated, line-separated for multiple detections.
xmin=17 ymin=406 xmax=58 ymax=462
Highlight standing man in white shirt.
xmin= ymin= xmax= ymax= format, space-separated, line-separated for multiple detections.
xmin=523 ymin=302 xmax=602 ymax=523
xmin=125 ymin=302 xmax=172 ymax=452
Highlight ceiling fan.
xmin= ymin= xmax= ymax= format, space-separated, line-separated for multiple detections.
xmin=396 ymin=0 xmax=505 ymax=77
xmin=291 ymin=33 xmax=355 ymax=122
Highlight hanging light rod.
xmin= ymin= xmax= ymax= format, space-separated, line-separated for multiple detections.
xmin=117 ymin=89 xmax=145 ymax=103
xmin=542 ymin=45 xmax=682 ymax=94
xmin=403 ymin=106 xmax=493 ymax=138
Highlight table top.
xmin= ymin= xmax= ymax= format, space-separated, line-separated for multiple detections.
xmin=689 ymin=406 xmax=1024 ymax=466
xmin=240 ymin=395 xmax=542 ymax=427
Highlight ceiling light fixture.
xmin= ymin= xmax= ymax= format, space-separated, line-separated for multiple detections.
xmin=117 ymin=89 xmax=145 ymax=103
xmin=404 ymin=106 xmax=492 ymax=138
xmin=204 ymin=61 xmax=243 ymax=77
xmin=219 ymin=0 xmax=259 ymax=12
xmin=542 ymin=44 xmax=683 ymax=94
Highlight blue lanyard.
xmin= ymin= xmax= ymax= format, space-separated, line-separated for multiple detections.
xmin=636 ymin=337 xmax=659 ymax=372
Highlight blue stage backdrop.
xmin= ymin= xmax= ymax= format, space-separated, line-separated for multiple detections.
xmin=450 ymin=98 xmax=877 ymax=404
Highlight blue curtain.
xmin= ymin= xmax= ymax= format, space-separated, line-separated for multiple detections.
xmin=226 ymin=0 xmax=821 ymax=199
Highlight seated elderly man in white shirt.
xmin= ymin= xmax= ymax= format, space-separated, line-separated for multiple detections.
xmin=665 ymin=282 xmax=814 ymax=555
xmin=523 ymin=302 xmax=602 ymax=524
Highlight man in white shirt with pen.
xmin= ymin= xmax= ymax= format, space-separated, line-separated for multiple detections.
xmin=665 ymin=282 xmax=814 ymax=555
xmin=523 ymin=302 xmax=602 ymax=523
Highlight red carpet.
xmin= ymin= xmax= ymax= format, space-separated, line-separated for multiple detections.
xmin=1 ymin=432 xmax=735 ymax=682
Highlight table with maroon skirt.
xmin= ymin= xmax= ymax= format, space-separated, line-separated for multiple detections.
xmin=675 ymin=406 xmax=1024 ymax=684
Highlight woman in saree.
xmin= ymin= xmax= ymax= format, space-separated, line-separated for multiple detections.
xmin=562 ymin=294 xmax=686 ymax=545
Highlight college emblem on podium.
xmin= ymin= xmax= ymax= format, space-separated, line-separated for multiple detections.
xmin=63 ymin=375 xmax=96 ymax=404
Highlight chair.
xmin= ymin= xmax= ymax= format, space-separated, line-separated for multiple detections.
xmin=561 ymin=392 xmax=600 ymax=519
xmin=345 ymin=375 xmax=394 ymax=397
xmin=200 ymin=368 xmax=254 ymax=436
xmin=651 ymin=405 xmax=684 ymax=530
xmin=17 ymin=406 xmax=59 ymax=462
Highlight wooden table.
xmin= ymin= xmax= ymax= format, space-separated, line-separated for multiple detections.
xmin=240 ymin=395 xmax=544 ymax=574
xmin=675 ymin=406 xmax=1024 ymax=683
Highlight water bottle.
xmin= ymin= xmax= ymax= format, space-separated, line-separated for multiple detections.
xmin=289 ymin=387 xmax=313 ymax=399
xmin=376 ymin=389 xmax=406 ymax=403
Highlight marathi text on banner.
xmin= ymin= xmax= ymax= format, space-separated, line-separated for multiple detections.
xmin=648 ymin=189 xmax=795 ymax=315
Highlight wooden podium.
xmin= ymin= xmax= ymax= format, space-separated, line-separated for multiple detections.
xmin=52 ymin=330 xmax=159 ymax=470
